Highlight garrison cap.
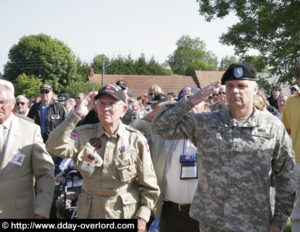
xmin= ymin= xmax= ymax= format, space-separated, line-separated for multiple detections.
xmin=177 ymin=86 xmax=200 ymax=101
xmin=221 ymin=63 xmax=257 ymax=85
xmin=94 ymin=84 xmax=126 ymax=103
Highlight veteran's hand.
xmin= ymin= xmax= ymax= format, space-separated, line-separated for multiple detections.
xmin=269 ymin=224 xmax=281 ymax=232
xmin=135 ymin=217 xmax=147 ymax=232
xmin=74 ymin=95 xmax=89 ymax=118
xmin=189 ymin=81 xmax=221 ymax=106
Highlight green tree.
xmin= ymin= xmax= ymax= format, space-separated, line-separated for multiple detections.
xmin=91 ymin=54 xmax=110 ymax=74
xmin=241 ymin=56 xmax=269 ymax=73
xmin=219 ymin=56 xmax=239 ymax=71
xmin=4 ymin=34 xmax=77 ymax=92
xmin=76 ymin=58 xmax=90 ymax=82
xmin=14 ymin=73 xmax=42 ymax=97
xmin=196 ymin=0 xmax=300 ymax=84
xmin=167 ymin=35 xmax=218 ymax=75
xmin=65 ymin=81 xmax=100 ymax=97
xmin=135 ymin=54 xmax=150 ymax=75
xmin=91 ymin=53 xmax=172 ymax=75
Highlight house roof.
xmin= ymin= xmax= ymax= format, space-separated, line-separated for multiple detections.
xmin=194 ymin=70 xmax=225 ymax=88
xmin=87 ymin=68 xmax=290 ymax=98
xmin=88 ymin=70 xmax=198 ymax=97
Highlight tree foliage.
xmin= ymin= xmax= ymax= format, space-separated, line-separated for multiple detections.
xmin=197 ymin=0 xmax=300 ymax=84
xmin=241 ymin=56 xmax=269 ymax=72
xmin=167 ymin=35 xmax=218 ymax=75
xmin=91 ymin=54 xmax=172 ymax=76
xmin=14 ymin=73 xmax=42 ymax=98
xmin=76 ymin=58 xmax=90 ymax=82
xmin=4 ymin=34 xmax=77 ymax=92
xmin=219 ymin=56 xmax=239 ymax=71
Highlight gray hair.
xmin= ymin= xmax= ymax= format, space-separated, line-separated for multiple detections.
xmin=0 ymin=80 xmax=15 ymax=99
xmin=16 ymin=95 xmax=29 ymax=103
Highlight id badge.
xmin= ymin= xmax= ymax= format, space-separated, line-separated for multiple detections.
xmin=81 ymin=161 xmax=95 ymax=174
xmin=180 ymin=165 xmax=198 ymax=179
xmin=10 ymin=152 xmax=25 ymax=166
xmin=180 ymin=154 xmax=198 ymax=179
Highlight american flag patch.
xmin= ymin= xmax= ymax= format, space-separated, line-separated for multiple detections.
xmin=70 ymin=129 xmax=79 ymax=141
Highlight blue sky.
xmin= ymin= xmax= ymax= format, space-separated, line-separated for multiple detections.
xmin=0 ymin=0 xmax=238 ymax=74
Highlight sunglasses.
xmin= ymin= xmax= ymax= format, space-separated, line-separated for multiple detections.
xmin=16 ymin=102 xmax=25 ymax=106
xmin=40 ymin=90 xmax=50 ymax=94
xmin=212 ymin=94 xmax=218 ymax=97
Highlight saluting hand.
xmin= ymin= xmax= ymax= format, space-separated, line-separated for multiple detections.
xmin=189 ymin=81 xmax=221 ymax=106
xmin=74 ymin=95 xmax=90 ymax=118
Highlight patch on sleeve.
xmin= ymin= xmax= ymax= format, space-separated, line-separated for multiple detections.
xmin=145 ymin=141 xmax=150 ymax=153
xmin=70 ymin=129 xmax=79 ymax=141
xmin=89 ymin=138 xmax=102 ymax=149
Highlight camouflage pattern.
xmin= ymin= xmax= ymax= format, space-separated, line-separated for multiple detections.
xmin=46 ymin=113 xmax=159 ymax=221
xmin=209 ymin=101 xmax=227 ymax=112
xmin=152 ymin=96 xmax=296 ymax=232
xmin=122 ymin=97 xmax=141 ymax=125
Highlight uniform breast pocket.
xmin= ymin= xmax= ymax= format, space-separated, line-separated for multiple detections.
xmin=115 ymin=151 xmax=138 ymax=182
xmin=77 ymin=146 xmax=103 ymax=176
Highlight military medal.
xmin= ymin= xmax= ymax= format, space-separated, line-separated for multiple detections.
xmin=119 ymin=146 xmax=126 ymax=159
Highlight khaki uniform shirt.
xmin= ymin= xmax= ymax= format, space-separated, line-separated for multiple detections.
xmin=152 ymin=97 xmax=295 ymax=231
xmin=46 ymin=113 xmax=159 ymax=221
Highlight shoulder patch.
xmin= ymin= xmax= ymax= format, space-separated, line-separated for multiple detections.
xmin=70 ymin=129 xmax=79 ymax=141
xmin=89 ymin=138 xmax=101 ymax=149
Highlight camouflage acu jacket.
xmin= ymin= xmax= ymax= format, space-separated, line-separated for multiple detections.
xmin=152 ymin=96 xmax=296 ymax=232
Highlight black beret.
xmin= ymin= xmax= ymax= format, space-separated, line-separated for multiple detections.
xmin=221 ymin=63 xmax=257 ymax=85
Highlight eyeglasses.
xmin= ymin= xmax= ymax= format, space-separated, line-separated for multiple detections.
xmin=218 ymin=92 xmax=226 ymax=95
xmin=16 ymin=102 xmax=25 ymax=106
xmin=40 ymin=90 xmax=50 ymax=94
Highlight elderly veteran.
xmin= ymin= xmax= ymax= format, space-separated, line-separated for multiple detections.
xmin=0 ymin=80 xmax=54 ymax=218
xmin=152 ymin=63 xmax=295 ymax=232
xmin=46 ymin=84 xmax=159 ymax=232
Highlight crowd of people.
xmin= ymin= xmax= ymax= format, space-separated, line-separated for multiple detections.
xmin=0 ymin=62 xmax=299 ymax=232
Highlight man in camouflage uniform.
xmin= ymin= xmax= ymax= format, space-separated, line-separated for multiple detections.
xmin=46 ymin=84 xmax=159 ymax=232
xmin=152 ymin=63 xmax=295 ymax=232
